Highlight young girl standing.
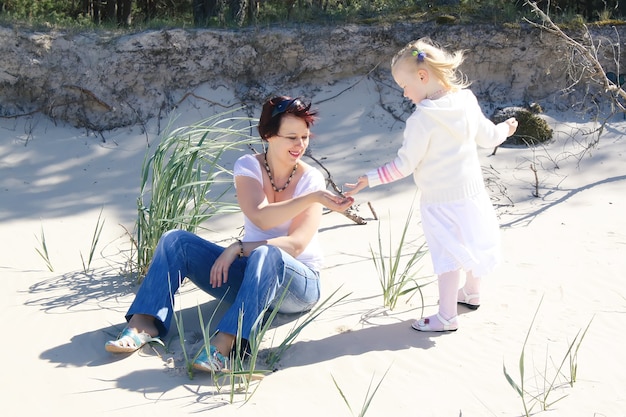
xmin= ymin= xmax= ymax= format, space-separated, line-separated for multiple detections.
xmin=345 ymin=38 xmax=518 ymax=332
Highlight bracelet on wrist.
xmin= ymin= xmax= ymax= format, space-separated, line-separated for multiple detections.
xmin=237 ymin=239 xmax=244 ymax=258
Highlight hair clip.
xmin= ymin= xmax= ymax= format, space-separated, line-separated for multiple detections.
xmin=411 ymin=50 xmax=426 ymax=62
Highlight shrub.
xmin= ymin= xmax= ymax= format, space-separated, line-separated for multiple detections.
xmin=491 ymin=103 xmax=553 ymax=146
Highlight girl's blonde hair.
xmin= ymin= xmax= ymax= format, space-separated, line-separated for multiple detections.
xmin=391 ymin=37 xmax=471 ymax=90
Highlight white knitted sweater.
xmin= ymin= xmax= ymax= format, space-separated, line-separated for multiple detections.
xmin=366 ymin=89 xmax=510 ymax=204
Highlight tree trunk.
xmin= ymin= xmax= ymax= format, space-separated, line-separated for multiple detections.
xmin=91 ymin=0 xmax=101 ymax=23
xmin=138 ymin=0 xmax=156 ymax=22
xmin=103 ymin=0 xmax=116 ymax=23
xmin=193 ymin=0 xmax=219 ymax=26
xmin=230 ymin=0 xmax=247 ymax=26
xmin=117 ymin=0 xmax=132 ymax=26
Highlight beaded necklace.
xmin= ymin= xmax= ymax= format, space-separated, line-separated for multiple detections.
xmin=263 ymin=152 xmax=298 ymax=192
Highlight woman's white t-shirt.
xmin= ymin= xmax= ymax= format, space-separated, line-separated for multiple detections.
xmin=233 ymin=154 xmax=326 ymax=271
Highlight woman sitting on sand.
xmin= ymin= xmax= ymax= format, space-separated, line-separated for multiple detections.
xmin=105 ymin=96 xmax=354 ymax=372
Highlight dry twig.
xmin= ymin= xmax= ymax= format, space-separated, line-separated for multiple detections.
xmin=524 ymin=1 xmax=626 ymax=106
xmin=304 ymin=149 xmax=368 ymax=224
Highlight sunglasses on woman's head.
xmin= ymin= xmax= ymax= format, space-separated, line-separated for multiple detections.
xmin=271 ymin=98 xmax=305 ymax=118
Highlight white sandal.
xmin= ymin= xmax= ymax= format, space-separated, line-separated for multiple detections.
xmin=457 ymin=288 xmax=480 ymax=310
xmin=411 ymin=313 xmax=458 ymax=332
xmin=105 ymin=328 xmax=164 ymax=353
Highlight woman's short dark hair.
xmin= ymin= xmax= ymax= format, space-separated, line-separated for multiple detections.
xmin=257 ymin=96 xmax=318 ymax=140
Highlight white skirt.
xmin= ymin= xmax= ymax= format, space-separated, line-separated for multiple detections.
xmin=420 ymin=192 xmax=501 ymax=277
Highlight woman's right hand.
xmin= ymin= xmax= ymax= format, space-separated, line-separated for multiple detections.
xmin=209 ymin=243 xmax=239 ymax=288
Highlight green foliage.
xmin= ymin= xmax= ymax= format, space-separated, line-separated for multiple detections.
xmin=332 ymin=366 xmax=391 ymax=417
xmin=569 ymin=316 xmax=593 ymax=386
xmin=0 ymin=0 xmax=91 ymax=28
xmin=80 ymin=206 xmax=105 ymax=274
xmin=172 ymin=272 xmax=348 ymax=402
xmin=491 ymin=105 xmax=553 ymax=147
xmin=503 ymin=296 xmax=594 ymax=416
xmin=34 ymin=223 xmax=54 ymax=272
xmin=370 ymin=204 xmax=430 ymax=311
xmin=2 ymin=0 xmax=78 ymax=19
xmin=264 ymin=285 xmax=351 ymax=368
xmin=2 ymin=0 xmax=624 ymax=30
xmin=135 ymin=110 xmax=255 ymax=281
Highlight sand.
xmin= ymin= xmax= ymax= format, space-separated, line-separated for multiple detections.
xmin=2 ymin=77 xmax=625 ymax=417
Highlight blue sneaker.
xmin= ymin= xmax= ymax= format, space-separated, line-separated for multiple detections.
xmin=193 ymin=344 xmax=229 ymax=373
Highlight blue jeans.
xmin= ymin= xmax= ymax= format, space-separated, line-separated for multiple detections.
xmin=126 ymin=229 xmax=321 ymax=340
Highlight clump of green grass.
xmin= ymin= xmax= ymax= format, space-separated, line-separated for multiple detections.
xmin=569 ymin=316 xmax=593 ymax=386
xmin=170 ymin=271 xmax=349 ymax=403
xmin=171 ymin=276 xmax=262 ymax=397
xmin=264 ymin=285 xmax=351 ymax=368
xmin=370 ymin=204 xmax=430 ymax=311
xmin=504 ymin=296 xmax=594 ymax=416
xmin=332 ymin=366 xmax=390 ymax=417
xmin=80 ymin=206 xmax=105 ymax=274
xmin=218 ymin=280 xmax=351 ymax=402
xmin=35 ymin=223 xmax=54 ymax=272
xmin=135 ymin=110 xmax=256 ymax=281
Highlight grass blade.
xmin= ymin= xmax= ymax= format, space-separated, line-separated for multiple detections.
xmin=34 ymin=224 xmax=54 ymax=272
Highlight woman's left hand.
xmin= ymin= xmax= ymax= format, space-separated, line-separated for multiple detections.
xmin=319 ymin=190 xmax=354 ymax=212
